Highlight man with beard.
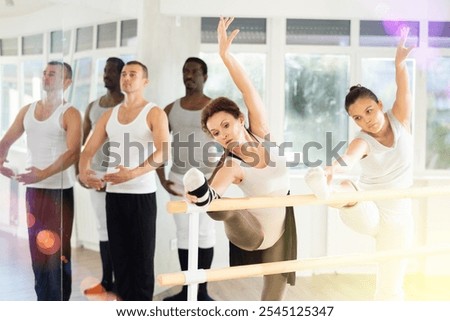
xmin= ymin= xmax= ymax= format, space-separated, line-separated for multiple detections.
xmin=157 ymin=57 xmax=218 ymax=301
xmin=81 ymin=57 xmax=124 ymax=296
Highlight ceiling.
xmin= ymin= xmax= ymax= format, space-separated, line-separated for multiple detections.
xmin=0 ymin=0 xmax=58 ymax=18
xmin=0 ymin=0 xmax=138 ymax=19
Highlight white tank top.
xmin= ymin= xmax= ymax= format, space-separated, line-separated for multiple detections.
xmin=23 ymin=101 xmax=75 ymax=189
xmin=168 ymin=99 xmax=218 ymax=175
xmin=105 ymin=102 xmax=158 ymax=194
xmin=89 ymin=99 xmax=112 ymax=172
xmin=233 ymin=135 xmax=290 ymax=249
xmin=356 ymin=110 xmax=413 ymax=190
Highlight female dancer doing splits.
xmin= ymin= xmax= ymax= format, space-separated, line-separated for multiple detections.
xmin=305 ymin=27 xmax=415 ymax=300
xmin=183 ymin=17 xmax=297 ymax=301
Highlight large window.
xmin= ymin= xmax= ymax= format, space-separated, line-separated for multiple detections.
xmin=426 ymin=57 xmax=450 ymax=170
xmin=69 ymin=57 xmax=92 ymax=112
xmin=22 ymin=34 xmax=43 ymax=55
xmin=0 ymin=64 xmax=18 ymax=135
xmin=286 ymin=19 xmax=350 ymax=46
xmin=284 ymin=19 xmax=351 ymax=167
xmin=0 ymin=38 xmax=18 ymax=56
xmin=200 ymin=17 xmax=267 ymax=126
xmin=22 ymin=60 xmax=43 ymax=106
xmin=361 ymin=58 xmax=415 ymax=113
xmin=201 ymin=17 xmax=266 ymax=44
xmin=76 ymin=26 xmax=94 ymax=52
xmin=284 ymin=54 xmax=349 ymax=167
xmin=359 ymin=20 xmax=419 ymax=47
xmin=95 ymin=57 xmax=108 ymax=98
xmin=97 ymin=22 xmax=117 ymax=49
xmin=428 ymin=21 xmax=450 ymax=48
xmin=200 ymin=52 xmax=266 ymax=126
xmin=50 ymin=30 xmax=71 ymax=55
xmin=121 ymin=19 xmax=138 ymax=47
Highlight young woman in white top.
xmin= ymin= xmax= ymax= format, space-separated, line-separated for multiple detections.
xmin=183 ymin=17 xmax=297 ymax=301
xmin=305 ymin=27 xmax=415 ymax=300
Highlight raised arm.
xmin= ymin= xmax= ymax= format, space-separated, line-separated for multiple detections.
xmin=218 ymin=17 xmax=269 ymax=138
xmin=391 ymin=26 xmax=415 ymax=129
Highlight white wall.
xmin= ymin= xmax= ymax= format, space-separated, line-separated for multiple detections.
xmin=0 ymin=0 xmax=138 ymax=38
xmin=160 ymin=0 xmax=450 ymax=20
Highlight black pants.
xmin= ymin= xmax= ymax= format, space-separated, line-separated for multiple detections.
xmin=106 ymin=192 xmax=157 ymax=301
xmin=26 ymin=187 xmax=74 ymax=301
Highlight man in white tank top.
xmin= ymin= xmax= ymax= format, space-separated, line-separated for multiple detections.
xmin=156 ymin=57 xmax=218 ymax=301
xmin=0 ymin=61 xmax=81 ymax=301
xmin=78 ymin=61 xmax=170 ymax=301
xmin=80 ymin=57 xmax=124 ymax=296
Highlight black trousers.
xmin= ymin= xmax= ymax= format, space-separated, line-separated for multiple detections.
xmin=106 ymin=192 xmax=157 ymax=301
xmin=26 ymin=187 xmax=74 ymax=301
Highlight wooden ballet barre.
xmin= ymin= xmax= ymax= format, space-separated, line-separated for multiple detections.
xmin=157 ymin=245 xmax=450 ymax=287
xmin=167 ymin=184 xmax=450 ymax=214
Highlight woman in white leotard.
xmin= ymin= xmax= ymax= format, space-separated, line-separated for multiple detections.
xmin=305 ymin=27 xmax=415 ymax=300
xmin=183 ymin=17 xmax=297 ymax=301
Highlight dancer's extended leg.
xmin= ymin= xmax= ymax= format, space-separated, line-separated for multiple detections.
xmin=184 ymin=168 xmax=264 ymax=251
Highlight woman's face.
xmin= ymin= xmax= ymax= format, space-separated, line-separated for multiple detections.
xmin=206 ymin=111 xmax=245 ymax=149
xmin=348 ymin=96 xmax=385 ymax=134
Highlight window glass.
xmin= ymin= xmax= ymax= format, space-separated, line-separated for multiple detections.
xmin=0 ymin=38 xmax=18 ymax=56
xmin=428 ymin=21 xmax=450 ymax=48
xmin=286 ymin=19 xmax=350 ymax=46
xmin=23 ymin=60 xmax=44 ymax=106
xmin=200 ymin=52 xmax=266 ymax=125
xmin=76 ymin=26 xmax=93 ymax=52
xmin=120 ymin=19 xmax=137 ymax=47
xmin=360 ymin=20 xmax=419 ymax=47
xmin=69 ymin=57 xmax=92 ymax=112
xmin=119 ymin=54 xmax=135 ymax=63
xmin=202 ymin=17 xmax=266 ymax=44
xmin=97 ymin=22 xmax=117 ymax=49
xmin=50 ymin=30 xmax=71 ymax=55
xmin=0 ymin=64 xmax=18 ymax=135
xmin=22 ymin=34 xmax=43 ymax=55
xmin=361 ymin=58 xmax=415 ymax=114
xmin=95 ymin=57 xmax=108 ymax=98
xmin=284 ymin=54 xmax=349 ymax=167
xmin=426 ymin=57 xmax=450 ymax=169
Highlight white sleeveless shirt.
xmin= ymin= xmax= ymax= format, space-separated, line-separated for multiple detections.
xmin=105 ymin=102 xmax=158 ymax=194
xmin=23 ymin=101 xmax=75 ymax=189
xmin=232 ymin=135 xmax=290 ymax=249
xmin=356 ymin=110 xmax=413 ymax=191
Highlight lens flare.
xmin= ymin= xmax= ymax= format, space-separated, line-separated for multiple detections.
xmin=36 ymin=229 xmax=61 ymax=255
xmin=27 ymin=213 xmax=35 ymax=228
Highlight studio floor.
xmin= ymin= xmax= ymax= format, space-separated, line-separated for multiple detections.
xmin=1 ymin=231 xmax=450 ymax=301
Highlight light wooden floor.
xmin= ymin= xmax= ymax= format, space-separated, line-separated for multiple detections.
xmin=1 ymin=231 xmax=450 ymax=301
